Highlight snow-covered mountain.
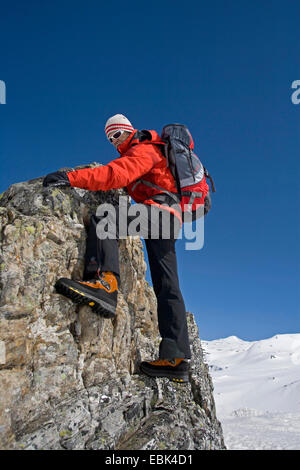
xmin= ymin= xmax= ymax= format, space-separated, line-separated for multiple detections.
xmin=202 ymin=334 xmax=300 ymax=450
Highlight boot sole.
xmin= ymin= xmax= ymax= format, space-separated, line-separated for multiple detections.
xmin=55 ymin=280 xmax=116 ymax=319
xmin=139 ymin=363 xmax=189 ymax=383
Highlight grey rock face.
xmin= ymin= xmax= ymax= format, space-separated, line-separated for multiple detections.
xmin=0 ymin=164 xmax=225 ymax=450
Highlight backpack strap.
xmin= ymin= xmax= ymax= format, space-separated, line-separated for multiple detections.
xmin=181 ymin=190 xmax=203 ymax=201
xmin=131 ymin=179 xmax=180 ymax=204
xmin=204 ymin=167 xmax=216 ymax=193
xmin=181 ymin=190 xmax=203 ymax=212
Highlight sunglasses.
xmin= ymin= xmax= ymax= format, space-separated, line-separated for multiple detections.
xmin=108 ymin=130 xmax=125 ymax=142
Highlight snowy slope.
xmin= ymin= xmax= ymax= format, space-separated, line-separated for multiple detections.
xmin=202 ymin=334 xmax=300 ymax=450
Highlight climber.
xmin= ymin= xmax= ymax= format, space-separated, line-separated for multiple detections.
xmin=43 ymin=114 xmax=191 ymax=383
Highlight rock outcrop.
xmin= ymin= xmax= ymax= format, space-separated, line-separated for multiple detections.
xmin=0 ymin=164 xmax=225 ymax=450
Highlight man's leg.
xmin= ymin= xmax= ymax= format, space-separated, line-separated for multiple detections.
xmin=144 ymin=236 xmax=191 ymax=360
xmin=139 ymin=208 xmax=191 ymax=383
xmin=84 ymin=214 xmax=120 ymax=285
xmin=55 ymin=213 xmax=120 ymax=318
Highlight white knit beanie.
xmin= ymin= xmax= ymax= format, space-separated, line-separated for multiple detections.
xmin=105 ymin=114 xmax=134 ymax=138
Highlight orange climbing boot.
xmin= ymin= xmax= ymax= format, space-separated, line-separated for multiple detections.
xmin=140 ymin=358 xmax=190 ymax=383
xmin=55 ymin=270 xmax=118 ymax=318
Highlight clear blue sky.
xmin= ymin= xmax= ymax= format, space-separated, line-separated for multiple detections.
xmin=1 ymin=0 xmax=299 ymax=340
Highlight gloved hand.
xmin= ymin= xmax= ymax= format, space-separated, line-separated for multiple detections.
xmin=43 ymin=171 xmax=71 ymax=188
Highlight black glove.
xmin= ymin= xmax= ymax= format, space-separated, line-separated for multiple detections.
xmin=43 ymin=171 xmax=71 ymax=188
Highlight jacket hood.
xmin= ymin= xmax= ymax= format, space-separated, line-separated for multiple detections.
xmin=117 ymin=129 xmax=165 ymax=154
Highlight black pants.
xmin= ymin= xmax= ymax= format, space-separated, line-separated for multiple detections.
xmin=83 ymin=203 xmax=191 ymax=360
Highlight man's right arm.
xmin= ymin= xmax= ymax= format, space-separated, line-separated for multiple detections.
xmin=66 ymin=144 xmax=162 ymax=191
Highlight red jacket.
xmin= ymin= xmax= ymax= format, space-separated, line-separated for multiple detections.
xmin=67 ymin=129 xmax=182 ymax=222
